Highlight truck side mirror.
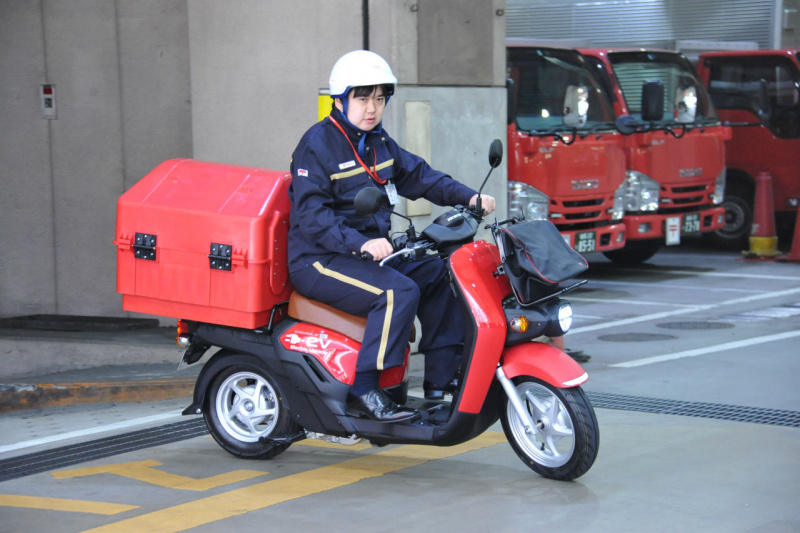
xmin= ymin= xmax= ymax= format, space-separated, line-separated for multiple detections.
xmin=755 ymin=78 xmax=771 ymax=122
xmin=506 ymin=78 xmax=516 ymax=126
xmin=674 ymin=85 xmax=698 ymax=123
xmin=564 ymin=85 xmax=589 ymax=126
xmin=641 ymin=80 xmax=664 ymax=122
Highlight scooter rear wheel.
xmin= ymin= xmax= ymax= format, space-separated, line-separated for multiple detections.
xmin=501 ymin=377 xmax=599 ymax=480
xmin=204 ymin=363 xmax=297 ymax=459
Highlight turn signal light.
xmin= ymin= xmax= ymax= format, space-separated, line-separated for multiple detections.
xmin=509 ymin=316 xmax=529 ymax=333
xmin=176 ymin=320 xmax=191 ymax=347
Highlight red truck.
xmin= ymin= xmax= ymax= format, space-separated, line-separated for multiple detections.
xmin=506 ymin=44 xmax=627 ymax=255
xmin=581 ymin=49 xmax=727 ymax=262
xmin=697 ymin=50 xmax=800 ymax=246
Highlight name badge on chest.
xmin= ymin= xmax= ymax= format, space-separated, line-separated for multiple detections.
xmin=385 ymin=180 xmax=399 ymax=205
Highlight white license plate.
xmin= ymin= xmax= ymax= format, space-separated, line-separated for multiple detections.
xmin=682 ymin=213 xmax=701 ymax=234
xmin=575 ymin=231 xmax=596 ymax=253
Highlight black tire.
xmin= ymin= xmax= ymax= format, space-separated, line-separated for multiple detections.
xmin=602 ymin=239 xmax=660 ymax=265
xmin=501 ymin=378 xmax=599 ymax=481
xmin=204 ymin=363 xmax=299 ymax=459
xmin=705 ymin=184 xmax=753 ymax=249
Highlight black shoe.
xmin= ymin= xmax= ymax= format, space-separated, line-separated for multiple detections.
xmin=566 ymin=349 xmax=591 ymax=363
xmin=423 ymin=378 xmax=458 ymax=400
xmin=346 ymin=389 xmax=420 ymax=422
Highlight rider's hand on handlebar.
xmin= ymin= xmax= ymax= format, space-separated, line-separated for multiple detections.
xmin=469 ymin=194 xmax=497 ymax=215
xmin=360 ymin=238 xmax=393 ymax=261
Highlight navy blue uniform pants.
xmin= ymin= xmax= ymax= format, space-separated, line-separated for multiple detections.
xmin=289 ymin=254 xmax=464 ymax=387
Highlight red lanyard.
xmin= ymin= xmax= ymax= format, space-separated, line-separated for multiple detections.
xmin=328 ymin=116 xmax=386 ymax=184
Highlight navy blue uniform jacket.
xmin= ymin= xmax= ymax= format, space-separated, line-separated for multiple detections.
xmin=288 ymin=108 xmax=477 ymax=272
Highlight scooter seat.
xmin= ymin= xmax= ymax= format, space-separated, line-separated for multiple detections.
xmin=288 ymin=292 xmax=368 ymax=342
xmin=287 ymin=291 xmax=415 ymax=344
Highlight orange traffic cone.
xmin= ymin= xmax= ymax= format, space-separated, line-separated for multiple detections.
xmin=777 ymin=207 xmax=800 ymax=262
xmin=742 ymin=172 xmax=780 ymax=259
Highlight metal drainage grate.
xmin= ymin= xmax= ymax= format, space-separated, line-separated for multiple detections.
xmin=587 ymin=392 xmax=800 ymax=428
xmin=0 ymin=418 xmax=207 ymax=483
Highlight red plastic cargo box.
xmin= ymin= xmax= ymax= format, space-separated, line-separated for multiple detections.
xmin=115 ymin=159 xmax=293 ymax=329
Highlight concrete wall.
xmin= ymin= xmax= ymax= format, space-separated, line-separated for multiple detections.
xmin=189 ymin=0 xmax=507 ymax=231
xmin=1 ymin=0 xmax=505 ymax=323
xmin=0 ymin=0 xmax=192 ymax=319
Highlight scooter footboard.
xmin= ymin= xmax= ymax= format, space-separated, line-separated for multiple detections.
xmin=501 ymin=342 xmax=588 ymax=388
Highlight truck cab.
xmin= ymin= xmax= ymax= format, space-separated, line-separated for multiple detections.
xmin=697 ymin=50 xmax=800 ymax=245
xmin=581 ymin=49 xmax=727 ymax=262
xmin=506 ymin=44 xmax=627 ymax=255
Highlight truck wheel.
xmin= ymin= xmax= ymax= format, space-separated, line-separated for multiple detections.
xmin=705 ymin=185 xmax=752 ymax=249
xmin=602 ymin=239 xmax=660 ymax=264
xmin=204 ymin=364 xmax=299 ymax=459
xmin=501 ymin=378 xmax=599 ymax=481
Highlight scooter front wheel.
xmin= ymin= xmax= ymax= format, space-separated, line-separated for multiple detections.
xmin=204 ymin=363 xmax=297 ymax=459
xmin=501 ymin=377 xmax=599 ymax=480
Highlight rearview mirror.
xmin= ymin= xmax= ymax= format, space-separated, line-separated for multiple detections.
xmin=489 ymin=139 xmax=503 ymax=168
xmin=353 ymin=187 xmax=383 ymax=217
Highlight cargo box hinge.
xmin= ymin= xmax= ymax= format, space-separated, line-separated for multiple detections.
xmin=209 ymin=243 xmax=234 ymax=271
xmin=134 ymin=233 xmax=157 ymax=261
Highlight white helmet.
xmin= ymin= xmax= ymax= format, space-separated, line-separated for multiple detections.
xmin=329 ymin=50 xmax=397 ymax=98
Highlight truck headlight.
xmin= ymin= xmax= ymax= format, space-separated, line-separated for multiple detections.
xmin=610 ymin=180 xmax=626 ymax=220
xmin=711 ymin=169 xmax=726 ymax=205
xmin=625 ymin=170 xmax=660 ymax=212
xmin=508 ymin=181 xmax=549 ymax=220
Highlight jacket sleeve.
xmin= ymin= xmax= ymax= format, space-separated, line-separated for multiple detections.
xmin=290 ymin=142 xmax=370 ymax=255
xmin=389 ymin=141 xmax=477 ymax=206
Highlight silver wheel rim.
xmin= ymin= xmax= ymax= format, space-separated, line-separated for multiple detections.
xmin=215 ymin=371 xmax=279 ymax=443
xmin=507 ymin=382 xmax=575 ymax=468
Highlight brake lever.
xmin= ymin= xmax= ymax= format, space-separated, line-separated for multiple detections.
xmin=379 ymin=248 xmax=412 ymax=267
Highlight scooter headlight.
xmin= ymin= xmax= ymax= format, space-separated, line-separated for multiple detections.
xmin=558 ymin=303 xmax=573 ymax=333
xmin=543 ymin=298 xmax=573 ymax=337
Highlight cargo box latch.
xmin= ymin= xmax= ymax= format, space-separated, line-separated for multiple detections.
xmin=209 ymin=243 xmax=233 ymax=271
xmin=134 ymin=233 xmax=157 ymax=261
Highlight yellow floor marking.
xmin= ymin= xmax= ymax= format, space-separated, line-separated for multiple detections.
xmin=0 ymin=495 xmax=138 ymax=515
xmin=53 ymin=459 xmax=266 ymax=491
xmin=81 ymin=432 xmax=507 ymax=533
xmin=295 ymin=439 xmax=372 ymax=451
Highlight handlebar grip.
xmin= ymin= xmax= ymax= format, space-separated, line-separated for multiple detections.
xmin=360 ymin=251 xmax=374 ymax=261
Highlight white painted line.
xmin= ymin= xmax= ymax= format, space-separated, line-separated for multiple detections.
xmin=0 ymin=410 xmax=184 ymax=454
xmin=570 ymin=297 xmax=702 ymax=308
xmin=570 ymin=287 xmax=800 ymax=335
xmin=587 ymin=279 xmax=764 ymax=293
xmin=639 ymin=269 xmax=800 ymax=282
xmin=611 ymin=330 xmax=800 ymax=368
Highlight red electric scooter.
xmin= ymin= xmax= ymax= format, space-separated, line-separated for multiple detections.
xmin=175 ymin=140 xmax=599 ymax=480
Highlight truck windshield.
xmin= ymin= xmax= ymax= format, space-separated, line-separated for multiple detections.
xmin=508 ymin=47 xmax=615 ymax=134
xmin=608 ymin=51 xmax=718 ymax=125
xmin=705 ymin=54 xmax=800 ymax=139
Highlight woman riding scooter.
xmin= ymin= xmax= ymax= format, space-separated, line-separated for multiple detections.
xmin=287 ymin=50 xmax=496 ymax=422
